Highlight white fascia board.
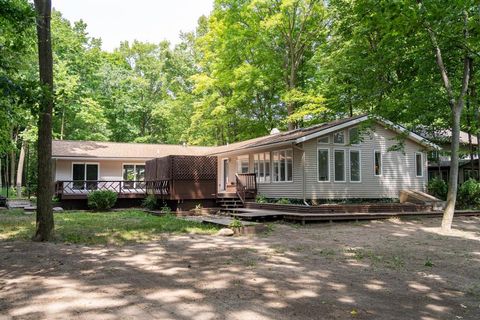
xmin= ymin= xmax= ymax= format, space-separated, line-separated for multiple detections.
xmin=208 ymin=141 xmax=294 ymax=157
xmin=376 ymin=118 xmax=441 ymax=150
xmin=52 ymin=157 xmax=154 ymax=161
xmin=295 ymin=115 xmax=369 ymax=144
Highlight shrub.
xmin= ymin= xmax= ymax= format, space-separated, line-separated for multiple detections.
xmin=229 ymin=218 xmax=243 ymax=228
xmin=255 ymin=194 xmax=267 ymax=204
xmin=427 ymin=178 xmax=448 ymax=200
xmin=160 ymin=204 xmax=172 ymax=215
xmin=276 ymin=198 xmax=291 ymax=205
xmin=142 ymin=195 xmax=157 ymax=210
xmin=457 ymin=179 xmax=480 ymax=209
xmin=87 ymin=190 xmax=117 ymax=211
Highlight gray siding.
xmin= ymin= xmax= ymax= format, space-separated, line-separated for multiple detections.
xmin=216 ymin=123 xmax=428 ymax=199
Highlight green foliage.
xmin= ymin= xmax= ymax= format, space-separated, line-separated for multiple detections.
xmin=457 ymin=179 xmax=480 ymax=209
xmin=87 ymin=190 xmax=118 ymax=211
xmin=142 ymin=195 xmax=157 ymax=210
xmin=255 ymin=194 xmax=267 ymax=204
xmin=427 ymin=178 xmax=448 ymax=201
xmin=0 ymin=209 xmax=219 ymax=244
xmin=160 ymin=204 xmax=172 ymax=215
xmin=229 ymin=218 xmax=243 ymax=229
xmin=276 ymin=198 xmax=291 ymax=205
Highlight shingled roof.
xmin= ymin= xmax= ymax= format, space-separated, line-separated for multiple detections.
xmin=52 ymin=140 xmax=213 ymax=159
xmin=207 ymin=114 xmax=369 ymax=155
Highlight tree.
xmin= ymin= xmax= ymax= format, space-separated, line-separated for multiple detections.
xmin=33 ymin=0 xmax=54 ymax=241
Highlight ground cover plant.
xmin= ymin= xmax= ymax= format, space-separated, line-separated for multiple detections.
xmin=0 ymin=209 xmax=219 ymax=245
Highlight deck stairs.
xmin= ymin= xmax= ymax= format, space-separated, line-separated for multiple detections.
xmin=216 ymin=192 xmax=244 ymax=214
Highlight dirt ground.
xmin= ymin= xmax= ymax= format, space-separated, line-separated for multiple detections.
xmin=1 ymin=216 xmax=479 ymax=320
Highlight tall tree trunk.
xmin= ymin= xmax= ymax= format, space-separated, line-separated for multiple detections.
xmin=10 ymin=150 xmax=16 ymax=191
xmin=0 ymin=157 xmax=2 ymax=190
xmin=423 ymin=7 xmax=471 ymax=232
xmin=16 ymin=140 xmax=26 ymax=198
xmin=60 ymin=106 xmax=65 ymax=140
xmin=33 ymin=0 xmax=54 ymax=241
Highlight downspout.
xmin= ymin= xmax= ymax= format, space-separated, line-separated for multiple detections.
xmin=293 ymin=144 xmax=309 ymax=206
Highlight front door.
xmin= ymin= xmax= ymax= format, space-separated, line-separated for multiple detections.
xmin=222 ymin=159 xmax=229 ymax=191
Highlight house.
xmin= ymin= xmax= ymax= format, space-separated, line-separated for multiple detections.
xmin=425 ymin=130 xmax=479 ymax=183
xmin=53 ymin=115 xmax=439 ymax=208
xmin=52 ymin=140 xmax=213 ymax=207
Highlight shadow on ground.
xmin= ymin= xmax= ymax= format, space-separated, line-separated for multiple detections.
xmin=0 ymin=216 xmax=479 ymax=320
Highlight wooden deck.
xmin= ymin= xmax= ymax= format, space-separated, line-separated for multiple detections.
xmin=223 ymin=207 xmax=480 ymax=224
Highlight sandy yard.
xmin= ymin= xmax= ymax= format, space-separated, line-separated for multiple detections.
xmin=0 ymin=216 xmax=479 ymax=320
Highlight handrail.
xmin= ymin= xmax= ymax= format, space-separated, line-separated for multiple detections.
xmin=235 ymin=173 xmax=257 ymax=203
xmin=55 ymin=180 xmax=150 ymax=196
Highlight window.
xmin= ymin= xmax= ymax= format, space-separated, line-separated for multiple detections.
xmin=349 ymin=127 xmax=360 ymax=145
xmin=415 ymin=152 xmax=423 ymax=177
xmin=236 ymin=155 xmax=249 ymax=174
xmin=374 ymin=151 xmax=382 ymax=176
xmin=254 ymin=152 xmax=271 ymax=183
xmin=123 ymin=164 xmax=145 ymax=188
xmin=334 ymin=150 xmax=346 ymax=182
xmin=72 ymin=163 xmax=99 ymax=190
xmin=317 ymin=148 xmax=330 ymax=182
xmin=350 ymin=150 xmax=361 ymax=182
xmin=318 ymin=136 xmax=329 ymax=144
xmin=272 ymin=149 xmax=293 ymax=182
xmin=333 ymin=131 xmax=345 ymax=144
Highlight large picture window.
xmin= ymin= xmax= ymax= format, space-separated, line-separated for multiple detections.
xmin=236 ymin=155 xmax=249 ymax=174
xmin=273 ymin=149 xmax=293 ymax=182
xmin=123 ymin=164 xmax=145 ymax=188
xmin=334 ymin=150 xmax=346 ymax=182
xmin=350 ymin=150 xmax=361 ymax=182
xmin=254 ymin=152 xmax=270 ymax=183
xmin=72 ymin=163 xmax=98 ymax=190
xmin=317 ymin=148 xmax=330 ymax=182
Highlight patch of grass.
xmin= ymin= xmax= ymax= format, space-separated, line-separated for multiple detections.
xmin=0 ymin=209 xmax=219 ymax=245
xmin=344 ymin=248 xmax=405 ymax=269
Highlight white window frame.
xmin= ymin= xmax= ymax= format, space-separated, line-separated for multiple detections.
xmin=71 ymin=162 xmax=100 ymax=181
xmin=374 ymin=150 xmax=382 ymax=176
xmin=236 ymin=155 xmax=250 ymax=174
xmin=317 ymin=147 xmax=330 ymax=182
xmin=414 ymin=152 xmax=424 ymax=177
xmin=349 ymin=149 xmax=362 ymax=183
xmin=272 ymin=149 xmax=293 ymax=183
xmin=318 ymin=135 xmax=329 ymax=144
xmin=348 ymin=127 xmax=360 ymax=145
xmin=254 ymin=152 xmax=271 ymax=184
xmin=333 ymin=130 xmax=346 ymax=145
xmin=333 ymin=149 xmax=346 ymax=183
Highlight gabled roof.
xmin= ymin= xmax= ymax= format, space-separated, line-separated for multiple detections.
xmin=208 ymin=115 xmax=439 ymax=155
xmin=52 ymin=140 xmax=213 ymax=159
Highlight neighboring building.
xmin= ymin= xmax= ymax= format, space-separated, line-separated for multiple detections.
xmin=424 ymin=130 xmax=479 ymax=183
xmin=53 ymin=115 xmax=439 ymax=205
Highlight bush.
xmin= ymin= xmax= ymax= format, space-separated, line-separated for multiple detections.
xmin=142 ymin=195 xmax=157 ymax=210
xmin=255 ymin=194 xmax=267 ymax=204
xmin=87 ymin=190 xmax=118 ymax=211
xmin=457 ymin=179 xmax=480 ymax=209
xmin=160 ymin=204 xmax=172 ymax=215
xmin=276 ymin=198 xmax=291 ymax=205
xmin=427 ymin=178 xmax=448 ymax=200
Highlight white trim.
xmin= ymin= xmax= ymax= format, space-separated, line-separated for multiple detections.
xmin=333 ymin=149 xmax=346 ymax=183
xmin=295 ymin=115 xmax=440 ymax=150
xmin=71 ymin=162 xmax=100 ymax=181
xmin=317 ymin=135 xmax=330 ymax=144
xmin=415 ymin=152 xmax=424 ymax=177
xmin=55 ymin=157 xmax=154 ymax=161
xmin=209 ymin=141 xmax=293 ymax=156
xmin=317 ymin=147 xmax=330 ymax=183
xmin=272 ymin=148 xmax=294 ymax=183
xmin=333 ymin=130 xmax=346 ymax=145
xmin=373 ymin=150 xmax=382 ymax=176
xmin=375 ymin=118 xmax=441 ymax=150
xmin=296 ymin=116 xmax=369 ymax=143
xmin=349 ymin=149 xmax=362 ymax=183
xmin=220 ymin=158 xmax=229 ymax=191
